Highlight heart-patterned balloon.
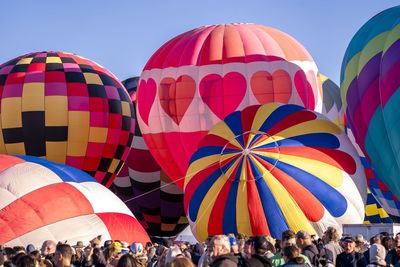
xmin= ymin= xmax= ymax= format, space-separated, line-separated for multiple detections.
xmin=137 ymin=78 xmax=157 ymax=126
xmin=200 ymin=72 xmax=246 ymax=120
xmin=251 ymin=70 xmax=292 ymax=104
xmin=294 ymin=70 xmax=315 ymax=110
xmin=158 ymin=75 xmax=196 ymax=125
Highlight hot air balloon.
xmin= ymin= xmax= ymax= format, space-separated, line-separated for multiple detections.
xmin=0 ymin=154 xmax=150 ymax=247
xmin=137 ymin=23 xmax=323 ymax=189
xmin=184 ymin=103 xmax=366 ymax=241
xmin=341 ymin=6 xmax=400 ymax=199
xmin=0 ymin=52 xmax=135 ymax=187
xmin=364 ymin=190 xmax=393 ymax=223
xmin=112 ymin=77 xmax=188 ymax=238
xmin=320 ymin=74 xmax=344 ymax=129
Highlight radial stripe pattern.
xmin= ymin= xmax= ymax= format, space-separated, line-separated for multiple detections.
xmin=184 ymin=103 xmax=366 ymax=241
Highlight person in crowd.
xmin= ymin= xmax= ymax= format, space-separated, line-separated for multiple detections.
xmin=198 ymin=237 xmax=214 ymax=267
xmin=147 ymin=246 xmax=158 ymax=267
xmin=117 ymin=254 xmax=136 ymax=267
xmin=210 ymin=235 xmax=238 ymax=267
xmin=322 ymin=227 xmax=342 ymax=266
xmin=228 ymin=236 xmax=245 ymax=266
xmin=16 ymin=255 xmax=36 ymax=267
xmin=53 ymin=244 xmax=73 ymax=267
xmin=386 ymin=238 xmax=400 ymax=267
xmin=0 ymin=252 xmax=4 ymax=267
xmin=190 ymin=243 xmax=205 ymax=266
xmin=336 ymin=236 xmax=367 ymax=267
xmin=368 ymin=243 xmax=386 ymax=267
xmin=245 ymin=235 xmax=273 ymax=267
xmin=165 ymin=246 xmax=182 ymax=267
xmin=281 ymin=245 xmax=307 ymax=267
xmin=130 ymin=243 xmax=147 ymax=267
xmin=170 ymin=257 xmax=194 ymax=267
xmin=271 ymin=231 xmax=310 ymax=267
xmin=244 ymin=240 xmax=253 ymax=260
xmin=295 ymin=231 xmax=319 ymax=266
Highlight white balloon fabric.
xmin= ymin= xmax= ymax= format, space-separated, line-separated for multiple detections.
xmin=0 ymin=155 xmax=150 ymax=247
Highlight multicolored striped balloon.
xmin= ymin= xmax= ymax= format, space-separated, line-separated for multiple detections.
xmin=345 ymin=125 xmax=400 ymax=219
xmin=112 ymin=77 xmax=188 ymax=238
xmin=364 ymin=189 xmax=393 ymax=224
xmin=137 ymin=23 xmax=323 ymax=189
xmin=320 ymin=74 xmax=344 ymax=129
xmin=184 ymin=103 xmax=366 ymax=241
xmin=341 ymin=6 xmax=400 ymax=199
xmin=0 ymin=155 xmax=150 ymax=247
xmin=0 ymin=52 xmax=135 ymax=187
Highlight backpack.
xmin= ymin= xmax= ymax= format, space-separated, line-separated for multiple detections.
xmin=311 ymin=247 xmax=332 ymax=267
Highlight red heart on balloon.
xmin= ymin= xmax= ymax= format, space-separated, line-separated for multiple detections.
xmin=250 ymin=70 xmax=292 ymax=104
xmin=137 ymin=78 xmax=157 ymax=126
xmin=200 ymin=72 xmax=246 ymax=120
xmin=158 ymin=75 xmax=196 ymax=125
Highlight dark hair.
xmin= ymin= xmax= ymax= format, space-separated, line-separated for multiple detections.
xmin=252 ymin=236 xmax=275 ymax=255
xmin=281 ymin=230 xmax=296 ymax=241
xmin=117 ymin=254 xmax=137 ymax=267
xmin=16 ymin=255 xmax=35 ymax=267
xmin=283 ymin=245 xmax=304 ymax=264
xmin=382 ymin=236 xmax=394 ymax=251
xmin=56 ymin=244 xmax=73 ymax=261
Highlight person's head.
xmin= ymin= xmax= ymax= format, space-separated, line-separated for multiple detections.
xmin=130 ymin=243 xmax=144 ymax=256
xmin=296 ymin=231 xmax=312 ymax=249
xmin=323 ymin=227 xmax=340 ymax=243
xmin=236 ymin=234 xmax=246 ymax=253
xmin=16 ymin=255 xmax=35 ymax=267
xmin=170 ymin=257 xmax=194 ymax=267
xmin=165 ymin=245 xmax=183 ymax=266
xmin=116 ymin=254 xmax=136 ymax=267
xmin=371 ymin=234 xmax=382 ymax=245
xmin=354 ymin=241 xmax=364 ymax=252
xmin=211 ymin=235 xmax=231 ymax=258
xmin=381 ymin=236 xmax=394 ymax=251
xmin=41 ymin=240 xmax=56 ymax=256
xmin=54 ymin=244 xmax=73 ymax=267
xmin=281 ymin=230 xmax=296 ymax=248
xmin=251 ymin=236 xmax=275 ymax=256
xmin=342 ymin=237 xmax=356 ymax=253
xmin=228 ymin=236 xmax=238 ymax=254
xmin=244 ymin=239 xmax=252 ymax=258
xmin=282 ymin=245 xmax=303 ymax=264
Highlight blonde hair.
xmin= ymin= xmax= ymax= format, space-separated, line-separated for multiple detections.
xmin=212 ymin=235 xmax=231 ymax=253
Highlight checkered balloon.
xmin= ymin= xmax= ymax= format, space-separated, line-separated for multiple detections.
xmin=0 ymin=52 xmax=135 ymax=187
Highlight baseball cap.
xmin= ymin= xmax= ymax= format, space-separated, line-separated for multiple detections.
xmin=229 ymin=236 xmax=238 ymax=247
xmin=130 ymin=243 xmax=144 ymax=254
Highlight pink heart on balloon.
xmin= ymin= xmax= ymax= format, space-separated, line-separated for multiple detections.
xmin=200 ymin=72 xmax=246 ymax=120
xmin=158 ymin=75 xmax=196 ymax=125
xmin=137 ymin=78 xmax=157 ymax=126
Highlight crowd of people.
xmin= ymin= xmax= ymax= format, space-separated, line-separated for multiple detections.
xmin=2 ymin=227 xmax=400 ymax=267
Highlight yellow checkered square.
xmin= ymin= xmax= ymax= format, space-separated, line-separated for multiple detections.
xmin=46 ymin=142 xmax=68 ymax=163
xmin=84 ymin=73 xmax=103 ymax=85
xmin=46 ymin=57 xmax=62 ymax=63
xmin=108 ymin=158 xmax=120 ymax=173
xmin=17 ymin=58 xmax=33 ymax=65
xmin=22 ymin=83 xmax=45 ymax=111
xmin=67 ymin=111 xmax=89 ymax=156
xmin=4 ymin=143 xmax=25 ymax=155
xmin=45 ymin=96 xmax=68 ymax=126
xmin=89 ymin=127 xmax=108 ymax=143
xmin=121 ymin=101 xmax=131 ymax=116
xmin=1 ymin=98 xmax=22 ymax=128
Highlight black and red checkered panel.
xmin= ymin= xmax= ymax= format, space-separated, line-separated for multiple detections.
xmin=0 ymin=51 xmax=135 ymax=187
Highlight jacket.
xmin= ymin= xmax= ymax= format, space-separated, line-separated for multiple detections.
xmin=211 ymin=253 xmax=239 ymax=267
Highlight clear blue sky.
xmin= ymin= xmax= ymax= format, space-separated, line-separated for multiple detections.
xmin=1 ymin=1 xmax=398 ymax=84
